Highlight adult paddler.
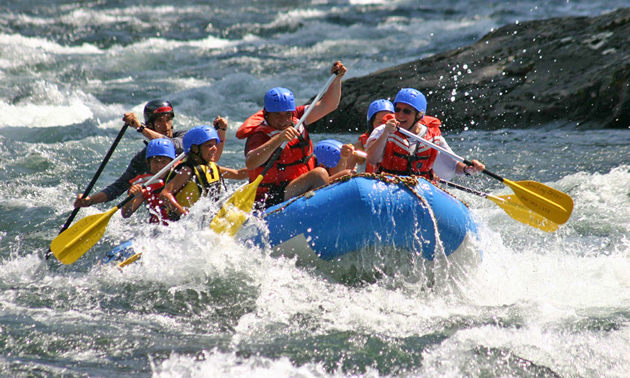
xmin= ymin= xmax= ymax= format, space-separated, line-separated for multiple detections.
xmin=366 ymin=88 xmax=485 ymax=181
xmin=236 ymin=61 xmax=347 ymax=208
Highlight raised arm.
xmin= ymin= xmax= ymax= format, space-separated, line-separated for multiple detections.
xmin=123 ymin=112 xmax=167 ymax=141
xmin=304 ymin=61 xmax=347 ymax=126
xmin=213 ymin=116 xmax=228 ymax=162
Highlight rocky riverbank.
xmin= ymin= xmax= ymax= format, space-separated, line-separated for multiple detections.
xmin=314 ymin=7 xmax=630 ymax=132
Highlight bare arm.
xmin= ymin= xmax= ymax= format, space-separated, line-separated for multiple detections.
xmin=120 ymin=184 xmax=146 ymax=218
xmin=123 ymin=112 xmax=165 ymax=140
xmin=435 ymin=137 xmax=485 ymax=175
xmin=159 ymin=167 xmax=192 ymax=217
xmin=366 ymin=136 xmax=386 ymax=166
xmin=213 ymin=116 xmax=228 ymax=162
xmin=352 ymin=141 xmax=366 ymax=165
xmin=304 ymin=61 xmax=347 ymax=126
xmin=74 ymin=191 xmax=109 ymax=208
xmin=245 ymin=128 xmax=299 ymax=169
xmin=220 ymin=167 xmax=249 ymax=180
xmin=455 ymin=160 xmax=485 ymax=175
xmin=329 ymin=144 xmax=354 ymax=175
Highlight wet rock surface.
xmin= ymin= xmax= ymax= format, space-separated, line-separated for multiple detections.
xmin=313 ymin=8 xmax=630 ymax=132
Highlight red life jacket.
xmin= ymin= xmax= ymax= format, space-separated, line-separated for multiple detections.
xmin=238 ymin=108 xmax=316 ymax=202
xmin=357 ymin=133 xmax=375 ymax=173
xmin=129 ymin=174 xmax=170 ymax=225
xmin=376 ymin=115 xmax=443 ymax=178
xmin=358 ymin=133 xmax=369 ymax=146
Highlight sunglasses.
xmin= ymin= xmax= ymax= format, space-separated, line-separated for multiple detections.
xmin=395 ymin=107 xmax=414 ymax=115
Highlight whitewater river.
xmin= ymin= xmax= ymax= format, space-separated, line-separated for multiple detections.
xmin=1 ymin=0 xmax=629 ymax=376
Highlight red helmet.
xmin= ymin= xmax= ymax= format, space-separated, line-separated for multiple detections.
xmin=143 ymin=99 xmax=175 ymax=125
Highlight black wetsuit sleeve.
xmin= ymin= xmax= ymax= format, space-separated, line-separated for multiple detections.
xmin=102 ymin=131 xmax=185 ymax=202
xmin=172 ymin=130 xmax=186 ymax=154
xmin=101 ymin=148 xmax=149 ymax=202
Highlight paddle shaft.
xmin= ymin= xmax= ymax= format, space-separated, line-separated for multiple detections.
xmin=396 ymin=126 xmax=548 ymax=185
xmin=43 ymin=123 xmax=130 ymax=262
xmin=438 ymin=178 xmax=513 ymax=207
xmin=396 ymin=126 xmax=568 ymax=201
xmin=66 ymin=124 xmax=131 ymax=229
xmin=396 ymin=126 xmax=485 ymax=172
xmin=438 ymin=179 xmax=491 ymax=199
xmin=396 ymin=125 xmax=572 ymax=224
xmin=439 ymin=179 xmax=559 ymax=232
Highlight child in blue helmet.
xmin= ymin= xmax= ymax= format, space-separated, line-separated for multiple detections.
xmin=160 ymin=125 xmax=247 ymax=219
xmin=352 ymin=99 xmax=395 ymax=173
xmin=313 ymin=139 xmax=357 ymax=177
xmin=121 ymin=138 xmax=177 ymax=224
xmin=366 ymin=88 xmax=485 ymax=181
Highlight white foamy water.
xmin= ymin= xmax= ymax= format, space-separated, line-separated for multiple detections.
xmin=1 ymin=0 xmax=629 ymax=376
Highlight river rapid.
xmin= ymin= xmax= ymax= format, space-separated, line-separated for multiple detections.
xmin=1 ymin=0 xmax=629 ymax=376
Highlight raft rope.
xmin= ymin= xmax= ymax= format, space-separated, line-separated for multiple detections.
xmin=264 ymin=172 xmax=468 ymax=218
xmin=262 ymin=172 xmax=471 ymax=260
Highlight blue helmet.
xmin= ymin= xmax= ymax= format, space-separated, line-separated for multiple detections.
xmin=183 ymin=125 xmax=220 ymax=154
xmin=264 ymin=87 xmax=296 ymax=113
xmin=394 ymin=88 xmax=427 ymax=114
xmin=367 ymin=99 xmax=395 ymax=122
xmin=314 ymin=139 xmax=343 ymax=168
xmin=146 ymin=138 xmax=176 ymax=160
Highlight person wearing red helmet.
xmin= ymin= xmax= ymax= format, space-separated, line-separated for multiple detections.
xmin=74 ymin=99 xmax=229 ymax=208
xmin=366 ymin=88 xmax=484 ymax=181
xmin=237 ymin=61 xmax=347 ymax=208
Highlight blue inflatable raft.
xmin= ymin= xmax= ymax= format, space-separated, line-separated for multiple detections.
xmin=238 ymin=174 xmax=479 ymax=262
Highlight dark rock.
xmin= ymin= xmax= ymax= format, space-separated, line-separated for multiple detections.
xmin=312 ymin=8 xmax=630 ymax=132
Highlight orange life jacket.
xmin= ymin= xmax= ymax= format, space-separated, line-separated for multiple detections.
xmin=236 ymin=110 xmax=265 ymax=140
xmin=238 ymin=108 xmax=316 ymax=203
xmin=376 ymin=115 xmax=442 ymax=178
xmin=129 ymin=174 xmax=170 ymax=224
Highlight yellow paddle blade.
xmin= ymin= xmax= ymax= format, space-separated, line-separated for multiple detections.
xmin=488 ymin=194 xmax=559 ymax=233
xmin=503 ymin=178 xmax=573 ymax=225
xmin=50 ymin=207 xmax=118 ymax=265
xmin=516 ymin=180 xmax=574 ymax=216
xmin=210 ymin=175 xmax=263 ymax=236
xmin=118 ymin=252 xmax=142 ymax=268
